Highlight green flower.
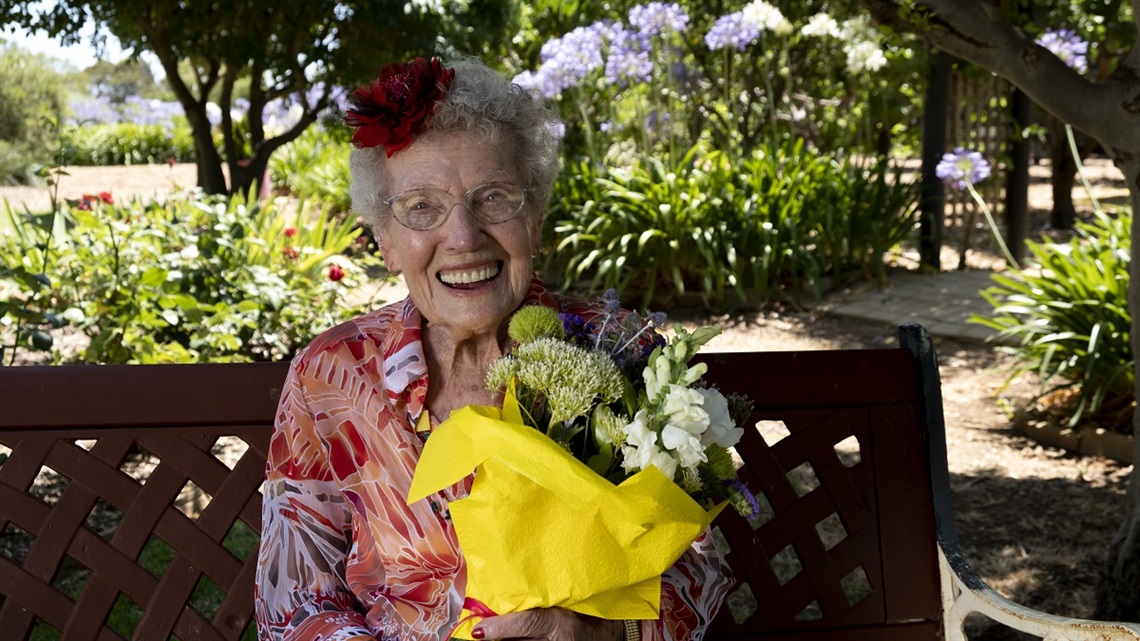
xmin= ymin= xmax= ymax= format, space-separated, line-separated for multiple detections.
xmin=488 ymin=337 xmax=624 ymax=426
xmin=592 ymin=403 xmax=629 ymax=446
xmin=508 ymin=305 xmax=566 ymax=344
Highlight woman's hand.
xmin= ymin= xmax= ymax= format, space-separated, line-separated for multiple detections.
xmin=471 ymin=608 xmax=624 ymax=641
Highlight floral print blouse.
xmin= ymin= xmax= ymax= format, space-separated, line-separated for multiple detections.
xmin=254 ymin=277 xmax=734 ymax=641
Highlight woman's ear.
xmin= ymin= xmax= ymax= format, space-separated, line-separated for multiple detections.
xmin=530 ymin=210 xmax=545 ymax=256
xmin=378 ymin=236 xmax=400 ymax=274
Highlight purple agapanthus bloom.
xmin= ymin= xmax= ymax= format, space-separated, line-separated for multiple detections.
xmin=628 ymin=2 xmax=689 ymax=36
xmin=605 ymin=27 xmax=653 ymax=84
xmin=67 ymin=96 xmax=121 ymax=125
xmin=1036 ymin=28 xmax=1089 ymax=74
xmin=705 ymin=11 xmax=761 ymax=51
xmin=523 ymin=23 xmax=609 ymax=97
xmin=935 ymin=148 xmax=991 ymax=190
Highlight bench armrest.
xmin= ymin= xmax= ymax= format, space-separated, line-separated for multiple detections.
xmin=939 ymin=545 xmax=1140 ymax=640
xmin=900 ymin=324 xmax=1140 ymax=641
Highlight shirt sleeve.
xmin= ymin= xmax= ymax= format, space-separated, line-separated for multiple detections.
xmin=255 ymin=360 xmax=377 ymax=641
xmin=642 ymin=530 xmax=734 ymax=641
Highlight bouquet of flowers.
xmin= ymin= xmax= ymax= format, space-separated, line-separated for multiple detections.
xmin=407 ymin=292 xmax=757 ymax=639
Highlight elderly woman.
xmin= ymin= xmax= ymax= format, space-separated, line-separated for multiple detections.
xmin=254 ymin=57 xmax=732 ymax=641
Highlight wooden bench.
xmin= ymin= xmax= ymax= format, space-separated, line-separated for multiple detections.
xmin=1 ymin=324 xmax=1138 ymax=641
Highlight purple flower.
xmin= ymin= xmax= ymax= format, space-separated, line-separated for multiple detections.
xmin=705 ymin=12 xmax=761 ymax=51
xmin=536 ymin=23 xmax=607 ymax=94
xmin=605 ymin=27 xmax=653 ymax=85
xmin=67 ymin=96 xmax=121 ymax=125
xmin=935 ymin=148 xmax=991 ymax=190
xmin=628 ymin=2 xmax=689 ymax=36
xmin=602 ymin=288 xmax=622 ymax=314
xmin=1036 ymin=28 xmax=1089 ymax=74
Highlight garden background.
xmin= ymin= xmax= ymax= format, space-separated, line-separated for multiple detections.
xmin=0 ymin=0 xmax=1136 ymax=638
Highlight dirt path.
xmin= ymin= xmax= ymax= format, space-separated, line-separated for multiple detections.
xmin=6 ymin=161 xmax=1135 ymax=638
xmin=0 ymin=164 xmax=199 ymax=212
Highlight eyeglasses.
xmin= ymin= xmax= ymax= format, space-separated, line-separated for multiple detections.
xmin=384 ymin=181 xmax=527 ymax=231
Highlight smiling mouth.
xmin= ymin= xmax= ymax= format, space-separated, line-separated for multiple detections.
xmin=438 ymin=262 xmax=503 ymax=288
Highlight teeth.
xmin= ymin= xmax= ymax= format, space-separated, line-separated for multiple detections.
xmin=440 ymin=264 xmax=500 ymax=285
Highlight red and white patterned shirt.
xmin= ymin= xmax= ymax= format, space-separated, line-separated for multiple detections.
xmin=255 ymin=277 xmax=733 ymax=641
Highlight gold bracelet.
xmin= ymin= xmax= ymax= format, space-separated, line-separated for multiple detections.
xmin=623 ymin=619 xmax=640 ymax=641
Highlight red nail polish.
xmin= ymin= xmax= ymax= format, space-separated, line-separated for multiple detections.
xmin=472 ymin=628 xmax=485 ymax=640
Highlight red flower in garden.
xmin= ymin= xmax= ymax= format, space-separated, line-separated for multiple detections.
xmin=344 ymin=57 xmax=455 ymax=157
xmin=74 ymin=193 xmax=113 ymax=210
xmin=327 ymin=264 xmax=345 ymax=282
xmin=282 ymin=246 xmax=299 ymax=260
xmin=284 ymin=227 xmax=298 ymax=237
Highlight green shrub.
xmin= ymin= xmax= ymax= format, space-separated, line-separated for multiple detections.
xmin=2 ymin=191 xmax=385 ymax=364
xmin=65 ymin=122 xmax=196 ymax=166
xmin=0 ymin=43 xmax=68 ymax=183
xmin=547 ymin=141 xmax=918 ymax=308
xmin=0 ymin=202 xmax=73 ymax=363
xmin=972 ymin=210 xmax=1133 ymax=432
xmin=270 ymin=127 xmax=352 ymax=213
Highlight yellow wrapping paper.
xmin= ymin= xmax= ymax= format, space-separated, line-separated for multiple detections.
xmin=407 ymin=401 xmax=723 ymax=639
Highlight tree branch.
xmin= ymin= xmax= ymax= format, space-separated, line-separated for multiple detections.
xmin=863 ymin=0 xmax=1140 ymax=155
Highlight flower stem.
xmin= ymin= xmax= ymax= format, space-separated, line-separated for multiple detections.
xmin=965 ymin=182 xmax=1020 ymax=270
xmin=1065 ymin=123 xmax=1102 ymax=215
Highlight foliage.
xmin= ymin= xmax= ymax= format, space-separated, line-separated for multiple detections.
xmin=547 ymin=141 xmax=918 ymax=308
xmin=65 ymin=122 xmax=196 ymax=165
xmin=0 ymin=0 xmax=518 ymax=195
xmin=0 ymin=191 xmax=385 ymax=364
xmin=509 ymin=1 xmax=926 ymax=163
xmin=269 ymin=127 xmax=352 ymax=214
xmin=0 ymin=203 xmax=70 ymax=364
xmin=84 ymin=58 xmax=167 ymax=103
xmin=0 ymin=42 xmax=69 ymax=184
xmin=973 ymin=209 xmax=1133 ymax=433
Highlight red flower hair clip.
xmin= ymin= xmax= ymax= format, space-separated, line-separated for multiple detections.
xmin=344 ymin=57 xmax=455 ymax=157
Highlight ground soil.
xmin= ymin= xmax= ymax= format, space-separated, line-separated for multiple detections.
xmin=3 ymin=160 xmax=1135 ymax=639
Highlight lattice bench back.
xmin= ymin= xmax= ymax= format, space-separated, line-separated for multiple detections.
xmin=699 ymin=337 xmax=943 ymax=641
xmin=1 ymin=332 xmax=944 ymax=640
xmin=1 ymin=363 xmax=288 ymax=641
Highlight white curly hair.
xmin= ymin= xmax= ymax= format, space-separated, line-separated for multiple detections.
xmin=348 ymin=57 xmax=561 ymax=234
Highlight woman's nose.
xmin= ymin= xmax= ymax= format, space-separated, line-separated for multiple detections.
xmin=440 ymin=201 xmax=485 ymax=250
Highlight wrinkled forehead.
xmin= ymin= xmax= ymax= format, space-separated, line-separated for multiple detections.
xmin=383 ymin=129 xmax=520 ymax=195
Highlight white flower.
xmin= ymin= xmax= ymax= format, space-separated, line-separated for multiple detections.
xmin=697 ymin=388 xmax=744 ymax=448
xmin=621 ymin=410 xmax=661 ymax=473
xmin=644 ymin=354 xmax=672 ymax=400
xmin=661 ymin=424 xmax=705 ymax=468
xmin=645 ymin=448 xmax=679 ymax=480
xmin=661 ymin=384 xmax=709 ymax=434
xmin=801 ymin=13 xmax=839 ymax=39
xmin=839 ymin=15 xmax=876 ymax=41
xmin=742 ymin=1 xmax=792 ymax=35
xmin=846 ymin=40 xmax=887 ymax=74
xmin=660 ymin=384 xmax=710 ymax=469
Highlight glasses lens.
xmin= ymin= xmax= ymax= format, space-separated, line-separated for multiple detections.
xmin=390 ymin=190 xmax=449 ymax=230
xmin=469 ymin=182 xmax=525 ymax=223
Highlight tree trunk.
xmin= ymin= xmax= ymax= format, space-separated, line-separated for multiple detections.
xmin=1094 ymin=157 xmax=1140 ymax=622
xmin=1047 ymin=116 xmax=1077 ymax=229
xmin=919 ymin=49 xmax=951 ymax=270
xmin=1005 ymin=87 xmax=1031 ymax=264
xmin=186 ymin=109 xmax=227 ymax=195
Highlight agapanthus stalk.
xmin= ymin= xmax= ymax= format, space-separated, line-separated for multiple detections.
xmin=1065 ymin=123 xmax=1103 ymax=215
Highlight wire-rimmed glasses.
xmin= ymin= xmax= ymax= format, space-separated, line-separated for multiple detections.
xmin=384 ymin=182 xmax=527 ymax=231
